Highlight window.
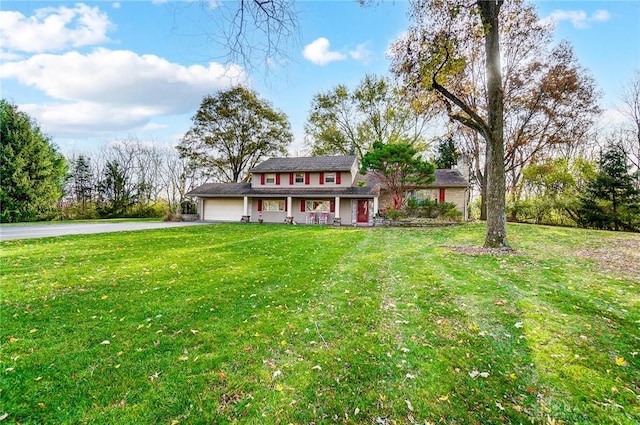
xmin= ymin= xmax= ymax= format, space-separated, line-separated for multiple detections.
xmin=265 ymin=173 xmax=276 ymax=184
xmin=295 ymin=173 xmax=305 ymax=184
xmin=263 ymin=200 xmax=285 ymax=211
xmin=324 ymin=173 xmax=335 ymax=184
xmin=306 ymin=200 xmax=330 ymax=212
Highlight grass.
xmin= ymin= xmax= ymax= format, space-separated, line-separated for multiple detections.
xmin=0 ymin=217 xmax=162 ymax=227
xmin=0 ymin=223 xmax=638 ymax=424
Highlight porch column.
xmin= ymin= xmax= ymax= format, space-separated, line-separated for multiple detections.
xmin=243 ymin=196 xmax=249 ymax=216
xmin=287 ymin=196 xmax=293 ymax=218
xmin=334 ymin=196 xmax=341 ymax=219
xmin=373 ymin=197 xmax=379 ymax=216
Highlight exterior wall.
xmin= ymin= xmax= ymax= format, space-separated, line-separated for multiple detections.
xmin=246 ymin=196 xmax=375 ymax=224
xmin=250 ymin=171 xmax=354 ymax=189
xmin=421 ymin=188 xmax=466 ymax=212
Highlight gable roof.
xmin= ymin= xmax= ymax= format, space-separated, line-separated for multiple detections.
xmin=186 ymin=182 xmax=379 ymax=198
xmin=250 ymin=155 xmax=357 ymax=173
xmin=427 ymin=169 xmax=469 ymax=188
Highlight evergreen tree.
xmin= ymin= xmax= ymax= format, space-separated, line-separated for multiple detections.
xmin=97 ymin=161 xmax=134 ymax=217
xmin=0 ymin=99 xmax=67 ymax=222
xmin=361 ymin=141 xmax=435 ymax=210
xmin=434 ymin=136 xmax=459 ymax=169
xmin=577 ymin=143 xmax=640 ymax=231
xmin=71 ymin=155 xmax=94 ymax=218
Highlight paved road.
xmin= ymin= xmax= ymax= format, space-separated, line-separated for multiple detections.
xmin=0 ymin=221 xmax=211 ymax=241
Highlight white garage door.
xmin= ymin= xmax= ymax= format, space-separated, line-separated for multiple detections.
xmin=203 ymin=198 xmax=244 ymax=221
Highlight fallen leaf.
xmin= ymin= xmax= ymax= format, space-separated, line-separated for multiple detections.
xmin=29 ymin=328 xmax=37 ymax=334
xmin=438 ymin=395 xmax=449 ymax=402
xmin=312 ymin=365 xmax=322 ymax=371
xmin=615 ymin=357 xmax=629 ymax=366
xmin=275 ymin=383 xmax=283 ymax=391
xmin=100 ymin=340 xmax=110 ymax=345
xmin=273 ymin=370 xmax=282 ymax=378
xmin=514 ymin=322 xmax=524 ymax=329
xmin=101 ymin=295 xmax=108 ymax=300
xmin=405 ymin=399 xmax=413 ymax=411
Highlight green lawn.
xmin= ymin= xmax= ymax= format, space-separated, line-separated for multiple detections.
xmin=1 ymin=223 xmax=638 ymax=424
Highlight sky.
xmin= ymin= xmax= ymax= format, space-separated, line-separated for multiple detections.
xmin=1 ymin=0 xmax=639 ymax=156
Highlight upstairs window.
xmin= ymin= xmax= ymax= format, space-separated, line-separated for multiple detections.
xmin=265 ymin=173 xmax=276 ymax=184
xmin=324 ymin=173 xmax=335 ymax=184
xmin=295 ymin=173 xmax=305 ymax=184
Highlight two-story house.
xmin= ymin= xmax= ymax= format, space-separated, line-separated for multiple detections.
xmin=187 ymin=155 xmax=380 ymax=225
xmin=186 ymin=155 xmax=469 ymax=224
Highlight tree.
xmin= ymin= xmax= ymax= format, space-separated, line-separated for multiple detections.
xmin=390 ymin=0 xmax=508 ymax=248
xmin=360 ymin=141 xmax=435 ymax=210
xmin=305 ymin=75 xmax=432 ymax=159
xmin=178 ymin=86 xmax=292 ymax=183
xmin=97 ymin=160 xmax=134 ymax=217
xmin=0 ymin=99 xmax=67 ymax=222
xmin=620 ymin=70 xmax=640 ymax=175
xmin=187 ymin=0 xmax=298 ymax=74
xmin=577 ymin=142 xmax=640 ymax=231
xmin=391 ymin=0 xmax=599 ymax=247
xmin=69 ymin=154 xmax=95 ymax=218
xmin=433 ymin=136 xmax=459 ymax=169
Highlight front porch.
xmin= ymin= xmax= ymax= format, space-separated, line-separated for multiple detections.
xmin=242 ymin=196 xmax=379 ymax=226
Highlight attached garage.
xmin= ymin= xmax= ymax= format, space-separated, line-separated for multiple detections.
xmin=202 ymin=198 xmax=244 ymax=221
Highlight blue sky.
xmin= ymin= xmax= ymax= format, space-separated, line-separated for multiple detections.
xmin=1 ymin=0 xmax=638 ymax=155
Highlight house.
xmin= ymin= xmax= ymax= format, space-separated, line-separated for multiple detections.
xmin=187 ymin=155 xmax=469 ymax=224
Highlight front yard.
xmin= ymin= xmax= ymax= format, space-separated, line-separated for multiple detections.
xmin=0 ymin=223 xmax=638 ymax=424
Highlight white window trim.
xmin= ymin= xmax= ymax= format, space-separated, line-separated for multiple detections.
xmin=294 ymin=173 xmax=305 ymax=184
xmin=324 ymin=172 xmax=336 ymax=184
xmin=306 ymin=200 xmax=330 ymax=212
xmin=263 ymin=200 xmax=285 ymax=211
xmin=265 ymin=173 xmax=276 ymax=184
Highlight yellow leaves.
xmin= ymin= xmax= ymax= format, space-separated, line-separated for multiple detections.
xmin=614 ymin=357 xmax=629 ymax=367
xmin=438 ymin=394 xmax=449 ymax=402
xmin=101 ymin=295 xmax=108 ymax=300
xmin=275 ymin=383 xmax=284 ymax=392
xmin=29 ymin=328 xmax=37 ymax=334
xmin=8 ymin=336 xmax=18 ymax=343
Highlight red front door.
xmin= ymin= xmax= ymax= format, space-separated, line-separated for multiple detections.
xmin=357 ymin=200 xmax=369 ymax=223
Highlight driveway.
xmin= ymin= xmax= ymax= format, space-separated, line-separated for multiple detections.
xmin=0 ymin=221 xmax=211 ymax=241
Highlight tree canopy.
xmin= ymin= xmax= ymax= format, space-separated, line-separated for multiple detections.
xmin=177 ymin=86 xmax=292 ymax=183
xmin=0 ymin=99 xmax=67 ymax=222
xmin=305 ymin=75 xmax=432 ymax=159
xmin=361 ymin=141 xmax=435 ymax=210
xmin=577 ymin=142 xmax=640 ymax=231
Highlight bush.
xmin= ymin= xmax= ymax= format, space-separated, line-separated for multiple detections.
xmin=386 ymin=209 xmax=407 ymax=220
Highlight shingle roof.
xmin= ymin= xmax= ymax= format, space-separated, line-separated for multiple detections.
xmin=250 ymin=155 xmax=357 ymax=173
xmin=186 ymin=183 xmax=379 ymax=198
xmin=427 ymin=169 xmax=469 ymax=188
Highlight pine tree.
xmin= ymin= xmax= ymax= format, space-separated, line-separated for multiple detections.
xmin=0 ymin=100 xmax=67 ymax=222
xmin=577 ymin=143 xmax=640 ymax=231
xmin=71 ymin=155 xmax=94 ymax=218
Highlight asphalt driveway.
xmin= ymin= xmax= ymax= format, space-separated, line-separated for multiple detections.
xmin=0 ymin=221 xmax=211 ymax=241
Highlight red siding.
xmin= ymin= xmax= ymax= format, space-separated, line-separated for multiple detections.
xmin=276 ymin=173 xmax=281 ymax=185
xmin=289 ymin=173 xmax=294 ymax=185
xmin=305 ymin=172 xmax=310 ymax=185
xmin=319 ymin=172 xmax=324 ymax=185
xmin=300 ymin=200 xmax=306 ymax=212
xmin=336 ymin=172 xmax=341 ymax=185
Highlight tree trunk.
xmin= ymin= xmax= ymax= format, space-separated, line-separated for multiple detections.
xmin=479 ymin=1 xmax=509 ymax=248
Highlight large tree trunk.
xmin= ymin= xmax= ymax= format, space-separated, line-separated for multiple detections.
xmin=479 ymin=1 xmax=509 ymax=248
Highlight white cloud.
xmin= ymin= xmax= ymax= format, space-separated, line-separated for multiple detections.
xmin=0 ymin=3 xmax=114 ymax=53
xmin=599 ymin=107 xmax=630 ymax=127
xmin=0 ymin=48 xmax=248 ymax=136
xmin=112 ymin=2 xmax=121 ymax=9
xmin=303 ymin=37 xmax=346 ymax=66
xmin=541 ymin=9 xmax=611 ymax=29
xmin=349 ymin=42 xmax=373 ymax=62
